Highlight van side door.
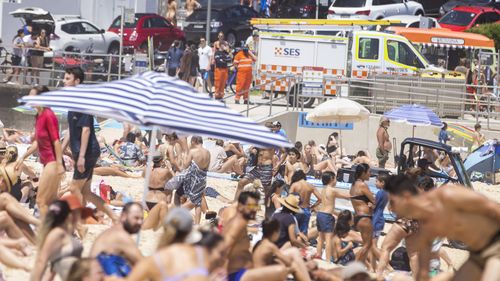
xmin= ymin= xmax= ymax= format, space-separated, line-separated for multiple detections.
xmin=383 ymin=38 xmax=426 ymax=75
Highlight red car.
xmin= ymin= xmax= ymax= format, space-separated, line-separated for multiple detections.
xmin=439 ymin=6 xmax=500 ymax=31
xmin=108 ymin=13 xmax=185 ymax=52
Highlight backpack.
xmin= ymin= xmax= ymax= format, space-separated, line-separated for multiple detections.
xmin=390 ymin=246 xmax=411 ymax=271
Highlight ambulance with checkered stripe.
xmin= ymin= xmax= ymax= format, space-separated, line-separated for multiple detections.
xmin=251 ymin=19 xmax=444 ymax=107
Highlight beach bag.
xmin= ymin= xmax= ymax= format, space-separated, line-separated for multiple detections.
xmin=97 ymin=253 xmax=132 ymax=277
xmin=390 ymin=246 xmax=411 ymax=271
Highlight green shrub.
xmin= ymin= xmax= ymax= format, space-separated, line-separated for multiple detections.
xmin=466 ymin=23 xmax=500 ymax=50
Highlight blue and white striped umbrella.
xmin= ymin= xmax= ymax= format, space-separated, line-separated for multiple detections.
xmin=384 ymin=104 xmax=442 ymax=127
xmin=19 ymin=71 xmax=290 ymax=148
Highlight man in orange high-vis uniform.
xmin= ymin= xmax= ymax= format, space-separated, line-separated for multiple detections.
xmin=233 ymin=46 xmax=257 ymax=104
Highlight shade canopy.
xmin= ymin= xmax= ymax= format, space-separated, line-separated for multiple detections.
xmin=384 ymin=104 xmax=442 ymax=127
xmin=306 ymin=98 xmax=370 ymax=123
xmin=20 ymin=71 xmax=291 ymax=148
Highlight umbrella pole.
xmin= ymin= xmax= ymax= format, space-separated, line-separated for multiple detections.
xmin=137 ymin=126 xmax=158 ymax=244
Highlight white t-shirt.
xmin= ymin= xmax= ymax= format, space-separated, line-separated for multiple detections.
xmin=209 ymin=145 xmax=227 ymax=172
xmin=198 ymin=45 xmax=212 ymax=71
xmin=23 ymin=36 xmax=34 ymax=56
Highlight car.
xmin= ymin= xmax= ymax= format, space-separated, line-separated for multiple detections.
xmin=10 ymin=7 xmax=120 ymax=55
xmin=327 ymin=0 xmax=425 ymax=20
xmin=412 ymin=0 xmax=449 ymax=16
xmin=274 ymin=0 xmax=334 ymax=19
xmin=183 ymin=5 xmax=258 ymax=46
xmin=439 ymin=0 xmax=500 ymax=17
xmin=439 ymin=6 xmax=500 ymax=31
xmin=108 ymin=13 xmax=185 ymax=52
xmin=384 ymin=15 xmax=441 ymax=28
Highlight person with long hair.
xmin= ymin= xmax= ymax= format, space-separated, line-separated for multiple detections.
xmin=233 ymin=45 xmax=257 ymax=104
xmin=123 ymin=207 xmax=210 ymax=281
xmin=265 ymin=179 xmax=284 ymax=219
xmin=196 ymin=231 xmax=227 ymax=280
xmin=3 ymin=29 xmax=24 ymax=84
xmin=349 ymin=163 xmax=375 ymax=264
xmin=31 ymin=199 xmax=84 ymax=281
xmin=17 ymin=85 xmax=64 ymax=217
xmin=30 ymin=29 xmax=50 ymax=85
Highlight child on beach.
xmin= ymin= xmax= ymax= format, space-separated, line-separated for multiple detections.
xmin=316 ymin=171 xmax=349 ymax=263
xmin=371 ymin=174 xmax=389 ymax=269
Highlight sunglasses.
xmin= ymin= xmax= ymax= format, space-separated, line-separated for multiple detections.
xmin=245 ymin=203 xmax=259 ymax=210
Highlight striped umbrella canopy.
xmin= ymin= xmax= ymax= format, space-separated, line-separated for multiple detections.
xmin=384 ymin=104 xmax=442 ymax=137
xmin=19 ymin=71 xmax=291 ymax=148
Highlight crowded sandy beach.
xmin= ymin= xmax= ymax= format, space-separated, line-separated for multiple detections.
xmin=0 ymin=66 xmax=498 ymax=281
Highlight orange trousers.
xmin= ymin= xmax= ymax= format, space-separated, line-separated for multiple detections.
xmin=214 ymin=67 xmax=228 ymax=99
xmin=235 ymin=70 xmax=252 ymax=101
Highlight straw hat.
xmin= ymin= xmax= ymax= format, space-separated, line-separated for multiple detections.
xmin=379 ymin=116 xmax=390 ymax=125
xmin=278 ymin=194 xmax=303 ymax=214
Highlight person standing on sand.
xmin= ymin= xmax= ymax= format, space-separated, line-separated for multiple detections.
xmin=16 ymin=86 xmax=64 ymax=217
xmin=61 ymin=67 xmax=118 ymax=223
xmin=384 ymin=174 xmax=500 ymax=281
xmin=376 ymin=117 xmax=391 ymax=168
xmin=166 ymin=136 xmax=210 ymax=224
xmin=316 ymin=171 xmax=349 ymax=262
xmin=235 ymin=147 xmax=275 ymax=201
xmin=289 ymin=170 xmax=322 ymax=235
xmin=90 ymin=202 xmax=144 ymax=277
xmin=472 ymin=123 xmax=486 ymax=151
xmin=224 ymin=191 xmax=292 ymax=281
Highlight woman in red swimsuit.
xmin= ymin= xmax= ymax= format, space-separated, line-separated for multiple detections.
xmin=17 ymin=86 xmax=64 ymax=217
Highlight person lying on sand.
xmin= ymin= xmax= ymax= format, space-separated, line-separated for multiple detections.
xmin=209 ymin=139 xmax=244 ymax=176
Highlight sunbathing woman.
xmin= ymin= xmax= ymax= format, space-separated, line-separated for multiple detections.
xmin=349 ymin=163 xmax=375 ymax=264
xmin=3 ymin=146 xmax=38 ymax=203
xmin=17 ymin=86 xmax=64 ymax=216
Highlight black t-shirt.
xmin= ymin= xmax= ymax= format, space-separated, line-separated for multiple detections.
xmin=68 ymin=111 xmax=100 ymax=160
xmin=272 ymin=211 xmax=296 ymax=248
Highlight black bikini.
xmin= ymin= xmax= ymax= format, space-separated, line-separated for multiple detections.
xmin=350 ymin=194 xmax=371 ymax=203
xmin=146 ymin=186 xmax=165 ymax=211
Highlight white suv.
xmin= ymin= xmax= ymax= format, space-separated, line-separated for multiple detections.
xmin=10 ymin=7 xmax=120 ymax=55
xmin=327 ymin=0 xmax=425 ymax=20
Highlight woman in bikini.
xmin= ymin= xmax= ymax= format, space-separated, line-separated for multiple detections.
xmin=31 ymin=200 xmax=84 ymax=281
xmin=349 ymin=163 xmax=375 ymax=264
xmin=123 ymin=207 xmax=210 ymax=281
xmin=265 ymin=179 xmax=284 ymax=219
xmin=2 ymin=146 xmax=37 ymax=203
xmin=17 ymin=85 xmax=64 ymax=217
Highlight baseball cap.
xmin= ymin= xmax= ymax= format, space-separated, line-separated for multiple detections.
xmin=342 ymin=261 xmax=370 ymax=279
xmin=252 ymin=30 xmax=259 ymax=37
xmin=61 ymin=194 xmax=93 ymax=218
xmin=272 ymin=121 xmax=281 ymax=127
xmin=164 ymin=207 xmax=202 ymax=244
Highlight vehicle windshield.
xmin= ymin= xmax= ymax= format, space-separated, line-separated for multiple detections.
xmin=332 ymin=0 xmax=366 ymax=7
xmin=439 ymin=10 xmax=476 ymax=26
xmin=186 ymin=10 xmax=220 ymax=21
xmin=110 ymin=16 xmax=138 ymax=28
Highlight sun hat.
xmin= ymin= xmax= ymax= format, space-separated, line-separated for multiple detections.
xmin=278 ymin=194 xmax=303 ymax=214
xmin=164 ymin=207 xmax=202 ymax=244
xmin=379 ymin=116 xmax=390 ymax=125
xmin=342 ymin=261 xmax=370 ymax=279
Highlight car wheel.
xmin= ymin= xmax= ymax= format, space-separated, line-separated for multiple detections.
xmin=415 ymin=10 xmax=424 ymax=16
xmin=107 ymin=42 xmax=120 ymax=55
xmin=226 ymin=32 xmax=237 ymax=47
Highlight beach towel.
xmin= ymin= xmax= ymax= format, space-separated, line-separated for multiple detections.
xmin=166 ymin=161 xmax=207 ymax=206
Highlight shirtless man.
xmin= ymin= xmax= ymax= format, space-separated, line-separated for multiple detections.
xmin=90 ymin=202 xmax=144 ymax=269
xmin=376 ymin=117 xmax=392 ymax=168
xmin=224 ymin=191 xmax=290 ymax=281
xmin=162 ymin=133 xmax=188 ymax=172
xmin=284 ymin=148 xmax=304 ymax=185
xmin=185 ymin=0 xmax=201 ymax=17
xmin=235 ymin=147 xmax=274 ymax=201
xmin=384 ymin=174 xmax=500 ymax=281
xmin=166 ymin=136 xmax=210 ymax=224
xmin=166 ymin=0 xmax=177 ymax=26
xmin=316 ymin=171 xmax=349 ymax=262
xmin=289 ymin=170 xmax=322 ymax=235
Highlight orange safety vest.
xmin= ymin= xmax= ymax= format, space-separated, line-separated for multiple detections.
xmin=234 ymin=51 xmax=253 ymax=71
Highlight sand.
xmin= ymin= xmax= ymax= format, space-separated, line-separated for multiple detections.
xmin=2 ymin=166 xmax=499 ymax=280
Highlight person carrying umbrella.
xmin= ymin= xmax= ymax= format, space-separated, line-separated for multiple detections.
xmin=376 ymin=117 xmax=391 ymax=169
